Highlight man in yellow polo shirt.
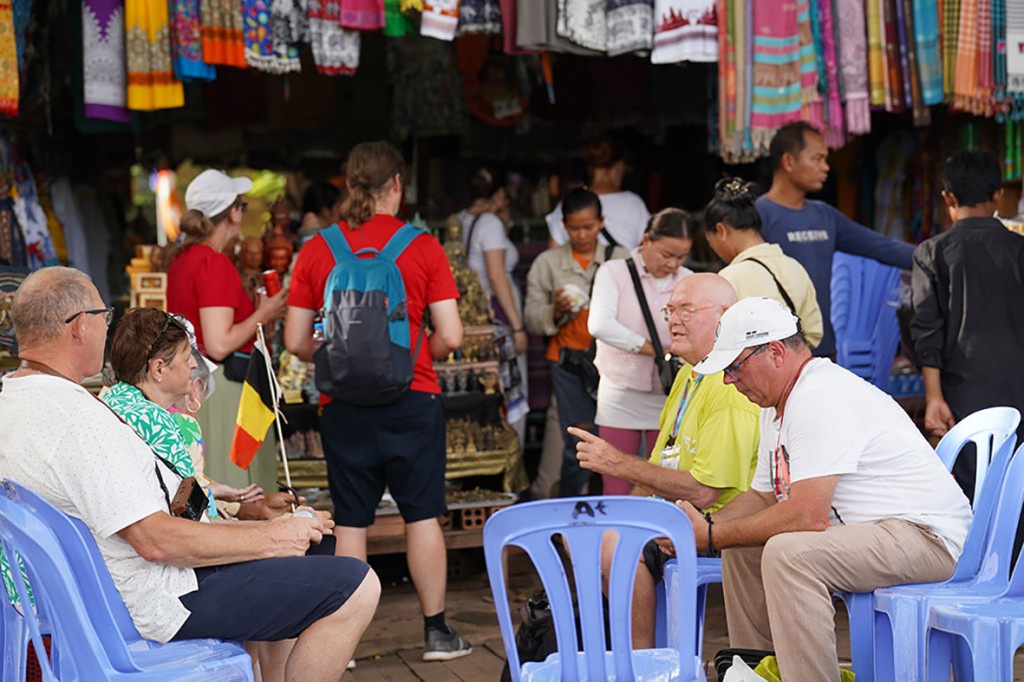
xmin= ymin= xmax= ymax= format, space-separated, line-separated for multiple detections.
xmin=571 ymin=273 xmax=760 ymax=647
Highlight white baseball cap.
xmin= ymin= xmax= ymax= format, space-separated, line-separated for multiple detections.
xmin=184 ymin=169 xmax=253 ymax=218
xmin=694 ymin=297 xmax=799 ymax=375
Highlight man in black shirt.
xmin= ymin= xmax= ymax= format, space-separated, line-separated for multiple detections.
xmin=911 ymin=150 xmax=1024 ymax=498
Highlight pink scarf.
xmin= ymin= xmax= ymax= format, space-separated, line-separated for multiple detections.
xmin=339 ymin=0 xmax=385 ymax=30
xmin=836 ymin=0 xmax=870 ymax=134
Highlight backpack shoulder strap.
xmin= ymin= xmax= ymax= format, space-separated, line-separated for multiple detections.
xmin=379 ymin=223 xmax=426 ymax=262
xmin=320 ymin=225 xmax=355 ymax=263
xmin=742 ymin=257 xmax=798 ymax=313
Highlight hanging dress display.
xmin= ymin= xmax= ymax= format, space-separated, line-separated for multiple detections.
xmin=201 ymin=0 xmax=246 ymax=67
xmin=458 ymin=0 xmax=502 ymax=35
xmin=271 ymin=0 xmax=308 ymax=66
xmin=308 ymin=0 xmax=361 ymax=74
xmin=651 ymin=0 xmax=717 ymax=64
xmin=606 ymin=0 xmax=653 ymax=56
xmin=557 ymin=0 xmax=606 ymax=52
xmin=170 ymin=0 xmax=216 ymax=81
xmin=125 ymin=0 xmax=184 ymax=110
xmin=749 ymin=0 xmax=803 ymax=152
xmin=340 ymin=0 xmax=385 ymax=30
xmin=243 ymin=0 xmax=300 ymax=72
xmin=422 ymin=0 xmax=459 ymax=40
xmin=82 ymin=0 xmax=131 ymax=122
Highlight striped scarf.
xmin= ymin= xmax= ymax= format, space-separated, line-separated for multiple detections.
xmin=750 ymin=0 xmax=803 ymax=154
xmin=201 ymin=0 xmax=246 ymax=67
xmin=976 ymin=0 xmax=993 ymax=111
xmin=914 ymin=0 xmax=942 ymax=104
xmin=943 ymin=0 xmax=959 ymax=97
xmin=954 ymin=0 xmax=978 ymax=110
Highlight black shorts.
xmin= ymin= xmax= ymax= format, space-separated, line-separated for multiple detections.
xmin=320 ymin=390 xmax=447 ymax=527
xmin=173 ymin=536 xmax=369 ymax=642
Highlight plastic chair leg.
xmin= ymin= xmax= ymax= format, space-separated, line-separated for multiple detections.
xmin=838 ymin=592 xmax=874 ymax=682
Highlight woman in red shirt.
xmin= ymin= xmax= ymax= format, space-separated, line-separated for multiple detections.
xmin=167 ymin=169 xmax=287 ymax=493
xmin=284 ymin=142 xmax=470 ymax=662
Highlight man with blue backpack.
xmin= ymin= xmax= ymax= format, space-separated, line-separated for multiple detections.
xmin=285 ymin=142 xmax=468 ymax=661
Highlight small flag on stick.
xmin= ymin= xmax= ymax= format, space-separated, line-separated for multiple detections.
xmin=229 ymin=334 xmax=278 ymax=469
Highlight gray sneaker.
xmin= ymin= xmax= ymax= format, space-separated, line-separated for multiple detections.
xmin=423 ymin=627 xmax=473 ymax=662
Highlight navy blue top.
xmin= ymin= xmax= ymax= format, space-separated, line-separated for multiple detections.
xmin=756 ymin=195 xmax=915 ymax=356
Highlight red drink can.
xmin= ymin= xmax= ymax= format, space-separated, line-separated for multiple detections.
xmin=261 ymin=269 xmax=282 ymax=297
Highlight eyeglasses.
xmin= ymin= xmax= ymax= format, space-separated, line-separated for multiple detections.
xmin=65 ymin=307 xmax=114 ymax=327
xmin=723 ymin=344 xmax=768 ymax=380
xmin=660 ymin=304 xmax=722 ymax=322
xmin=147 ymin=312 xmax=189 ymax=362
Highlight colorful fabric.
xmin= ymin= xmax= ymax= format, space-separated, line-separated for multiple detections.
xmin=309 ymin=0 xmax=360 ymax=75
xmin=170 ymin=0 xmax=216 ymax=81
xmin=652 ymin=0 xmax=718 ymax=64
xmin=816 ymin=0 xmax=846 ymax=147
xmin=749 ymin=0 xmax=803 ymax=153
xmin=102 ymin=382 xmax=197 ymax=478
xmin=125 ymin=0 xmax=185 ymax=110
xmin=881 ymin=0 xmax=903 ymax=111
xmin=953 ymin=0 xmax=978 ymax=109
xmin=606 ymin=0 xmax=653 ymax=56
xmin=170 ymin=411 xmax=219 ymax=518
xmin=1009 ymin=0 xmax=1024 ymax=92
xmin=0 ymin=1 xmax=18 ymax=117
xmin=914 ymin=0 xmax=942 ymax=104
xmin=82 ymin=0 xmax=130 ymax=121
xmin=901 ymin=0 xmax=929 ymax=124
xmin=421 ymin=0 xmax=459 ymax=40
xmin=893 ymin=0 xmax=913 ymax=109
xmin=458 ymin=0 xmax=501 ymax=34
xmin=271 ymin=0 xmax=308 ymax=66
xmin=200 ymin=0 xmax=246 ymax=67
xmin=383 ymin=0 xmax=414 ymax=36
xmin=558 ymin=0 xmax=606 ymax=52
xmin=837 ymin=0 xmax=870 ymax=132
xmin=229 ymin=336 xmax=279 ymax=469
xmin=866 ymin=0 xmax=885 ymax=105
xmin=243 ymin=0 xmax=299 ymax=73
xmin=1 ymin=140 xmax=56 ymax=269
xmin=11 ymin=0 xmax=28 ymax=71
xmin=943 ymin=0 xmax=960 ymax=97
xmin=340 ymin=0 xmax=385 ymax=29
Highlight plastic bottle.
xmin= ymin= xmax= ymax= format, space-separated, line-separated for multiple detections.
xmin=312 ymin=320 xmax=324 ymax=352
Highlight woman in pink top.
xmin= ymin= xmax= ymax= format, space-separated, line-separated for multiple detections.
xmin=587 ymin=209 xmax=694 ymax=494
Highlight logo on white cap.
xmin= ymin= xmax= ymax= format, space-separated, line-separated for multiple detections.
xmin=693 ymin=297 xmax=799 ymax=375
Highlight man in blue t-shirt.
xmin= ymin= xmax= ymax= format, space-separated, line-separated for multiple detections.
xmin=755 ymin=122 xmax=914 ymax=357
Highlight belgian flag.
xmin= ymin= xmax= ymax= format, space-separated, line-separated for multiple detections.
xmin=229 ymin=336 xmax=278 ymax=469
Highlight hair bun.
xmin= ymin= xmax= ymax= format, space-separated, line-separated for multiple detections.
xmin=714 ymin=177 xmax=756 ymax=203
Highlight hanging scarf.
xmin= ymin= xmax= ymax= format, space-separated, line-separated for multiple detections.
xmin=309 ymin=0 xmax=360 ymax=74
xmin=1 ymin=141 xmax=56 ymax=269
xmin=82 ymin=0 xmax=130 ymax=122
xmin=913 ymin=0 xmax=942 ymax=104
xmin=401 ymin=0 xmax=422 ymax=10
xmin=1008 ymin=0 xmax=1024 ymax=93
xmin=943 ymin=0 xmax=959 ymax=97
xmin=750 ymin=0 xmax=802 ymax=154
xmin=893 ymin=0 xmax=912 ymax=109
xmin=558 ymin=0 xmax=606 ymax=53
xmin=0 ymin=1 xmax=17 ymax=117
xmin=815 ymin=0 xmax=845 ymax=147
xmin=836 ymin=0 xmax=869 ymax=133
xmin=244 ymin=0 xmax=300 ymax=73
xmin=865 ymin=0 xmax=885 ymax=105
xmin=606 ymin=0 xmax=653 ymax=56
xmin=170 ymin=0 xmax=216 ymax=81
xmin=900 ymin=0 xmax=929 ymax=124
xmin=125 ymin=0 xmax=185 ymax=110
xmin=271 ymin=0 xmax=307 ymax=66
xmin=458 ymin=0 xmax=501 ymax=34
xmin=797 ymin=0 xmax=818 ymax=106
xmin=716 ymin=0 xmax=733 ymax=157
xmin=201 ymin=0 xmax=246 ymax=67
xmin=421 ymin=0 xmax=459 ymax=40
xmin=975 ymin=0 xmax=993 ymax=112
xmin=340 ymin=0 xmax=385 ymax=30
xmin=881 ymin=0 xmax=903 ymax=111
xmin=953 ymin=0 xmax=978 ymax=110
xmin=993 ymin=0 xmax=1006 ymax=98
xmin=11 ymin=0 xmax=28 ymax=70
xmin=741 ymin=0 xmax=754 ymax=154
xmin=383 ymin=0 xmax=414 ymax=37
xmin=652 ymin=0 xmax=717 ymax=64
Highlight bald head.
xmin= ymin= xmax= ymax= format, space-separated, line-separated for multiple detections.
xmin=678 ymin=273 xmax=738 ymax=308
xmin=667 ymin=273 xmax=738 ymax=365
xmin=11 ymin=267 xmax=97 ymax=349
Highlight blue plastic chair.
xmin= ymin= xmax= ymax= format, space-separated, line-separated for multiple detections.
xmin=830 ymin=252 xmax=901 ymax=390
xmin=873 ymin=436 xmax=1024 ymax=682
xmin=655 ymin=557 xmax=721 ymax=657
xmin=484 ymin=496 xmax=706 ymax=681
xmin=934 ymin=407 xmax=1021 ymax=502
xmin=0 ymin=482 xmax=254 ymax=681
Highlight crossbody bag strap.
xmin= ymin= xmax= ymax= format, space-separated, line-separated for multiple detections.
xmin=600 ymin=227 xmax=619 ymax=248
xmin=743 ymin=257 xmax=798 ymax=314
xmin=625 ymin=258 xmax=669 ymax=373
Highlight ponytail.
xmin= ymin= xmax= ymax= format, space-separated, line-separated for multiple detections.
xmin=339 ymin=141 xmax=406 ymax=229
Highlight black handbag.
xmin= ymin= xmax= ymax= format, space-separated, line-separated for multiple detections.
xmin=626 ymin=257 xmax=680 ymax=395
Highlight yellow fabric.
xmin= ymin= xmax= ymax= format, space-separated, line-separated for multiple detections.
xmin=0 ymin=1 xmax=18 ymax=117
xmin=719 ymin=243 xmax=824 ymax=349
xmin=648 ymin=367 xmax=760 ymax=512
xmin=125 ymin=0 xmax=184 ymax=110
xmin=752 ymin=655 xmax=856 ymax=681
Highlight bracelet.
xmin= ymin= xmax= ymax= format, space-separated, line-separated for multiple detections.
xmin=704 ymin=512 xmax=716 ymax=556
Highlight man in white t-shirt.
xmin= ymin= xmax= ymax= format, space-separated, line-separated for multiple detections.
xmin=0 ymin=267 xmax=380 ymax=680
xmin=679 ymin=297 xmax=971 ymax=682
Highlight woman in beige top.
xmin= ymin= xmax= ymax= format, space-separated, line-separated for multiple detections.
xmin=703 ymin=178 xmax=824 ymax=349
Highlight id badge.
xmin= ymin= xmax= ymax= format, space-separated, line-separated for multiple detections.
xmin=660 ymin=443 xmax=680 ymax=470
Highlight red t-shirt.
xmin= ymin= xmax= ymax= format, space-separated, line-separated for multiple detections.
xmin=167 ymin=244 xmax=256 ymax=356
xmin=288 ymin=215 xmax=460 ymax=395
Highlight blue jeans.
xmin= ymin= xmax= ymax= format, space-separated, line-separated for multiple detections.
xmin=550 ymin=361 xmax=598 ymax=496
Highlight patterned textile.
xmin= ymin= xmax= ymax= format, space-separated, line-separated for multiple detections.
xmin=1008 ymin=0 xmax=1024 ymax=92
xmin=102 ymin=382 xmax=197 ymax=478
xmin=994 ymin=0 xmax=1006 ymax=95
xmin=1 ymin=140 xmax=55 ymax=269
xmin=383 ymin=0 xmax=414 ymax=36
xmin=716 ymin=0 xmax=734 ymax=157
xmin=271 ymin=0 xmax=308 ymax=49
xmin=750 ymin=0 xmax=803 ymax=153
xmin=893 ymin=0 xmax=912 ymax=109
xmin=401 ymin=0 xmax=422 ymax=9
xmin=881 ymin=0 xmax=903 ymax=111
xmin=421 ymin=0 xmax=459 ymax=40
xmin=309 ymin=0 xmax=360 ymax=75
xmin=201 ymin=0 xmax=246 ymax=67
xmin=953 ymin=0 xmax=978 ymax=109
xmin=866 ymin=0 xmax=885 ymax=105
xmin=816 ymin=0 xmax=845 ymax=147
xmin=914 ymin=0 xmax=942 ymax=104
xmin=837 ymin=0 xmax=869 ymax=132
xmin=11 ymin=0 xmax=27 ymax=70
xmin=0 ymin=1 xmax=18 ymax=117
xmin=387 ymin=34 xmax=468 ymax=138
xmin=170 ymin=412 xmax=219 ymax=518
xmin=83 ymin=0 xmax=130 ymax=121
xmin=977 ymin=0 xmax=993 ymax=105
xmin=170 ymin=0 xmax=216 ymax=81
xmin=558 ymin=0 xmax=606 ymax=52
xmin=652 ymin=0 xmax=717 ymax=63
xmin=606 ymin=0 xmax=653 ymax=56
xmin=943 ymin=0 xmax=959 ymax=97
xmin=244 ymin=0 xmax=300 ymax=73
xmin=797 ymin=0 xmax=818 ymax=104
xmin=340 ymin=0 xmax=385 ymax=30
xmin=901 ymin=0 xmax=929 ymax=124
xmin=0 ymin=198 xmax=26 ymax=268
xmin=126 ymin=0 xmax=185 ymax=110
xmin=458 ymin=0 xmax=501 ymax=34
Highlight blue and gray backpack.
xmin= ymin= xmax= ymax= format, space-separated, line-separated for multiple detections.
xmin=314 ymin=223 xmax=428 ymax=405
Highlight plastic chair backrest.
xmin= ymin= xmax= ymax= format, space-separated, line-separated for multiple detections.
xmin=830 ymin=252 xmax=901 ymax=390
xmin=484 ymin=496 xmax=699 ymax=682
xmin=0 ymin=489 xmax=134 ymax=680
xmin=934 ymin=407 xmax=1021 ymax=501
xmin=973 ymin=441 xmax=1024 ymax=590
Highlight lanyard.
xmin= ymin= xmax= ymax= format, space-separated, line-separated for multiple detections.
xmin=770 ymin=357 xmax=813 ymax=500
xmin=669 ymin=374 xmax=704 ymax=443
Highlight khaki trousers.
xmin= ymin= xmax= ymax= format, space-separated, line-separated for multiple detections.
xmin=722 ymin=518 xmax=956 ymax=682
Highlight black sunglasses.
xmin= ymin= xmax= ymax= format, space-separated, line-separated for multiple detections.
xmin=146 ymin=312 xmax=188 ymax=362
xmin=65 ymin=307 xmax=114 ymax=327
